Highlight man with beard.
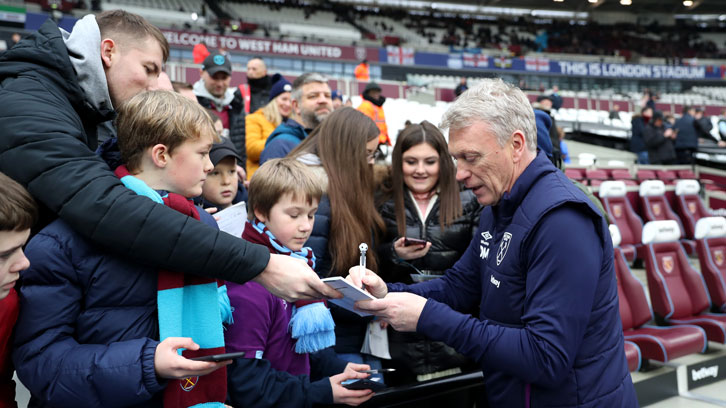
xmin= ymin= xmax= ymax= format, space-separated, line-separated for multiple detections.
xmin=193 ymin=53 xmax=247 ymax=167
xmin=357 ymin=82 xmax=391 ymax=146
xmin=260 ymin=72 xmax=332 ymax=164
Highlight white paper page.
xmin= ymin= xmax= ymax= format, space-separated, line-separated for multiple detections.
xmin=215 ymin=201 xmax=247 ymax=237
xmin=321 ymin=276 xmax=376 ymax=317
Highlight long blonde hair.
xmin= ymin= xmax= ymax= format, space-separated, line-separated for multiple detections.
xmin=261 ymin=97 xmax=284 ymax=127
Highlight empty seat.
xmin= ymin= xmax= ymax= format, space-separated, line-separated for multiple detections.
xmin=601 ymin=181 xmax=642 ymax=262
xmin=642 ymin=220 xmax=726 ymax=343
xmin=624 ymin=341 xmax=642 ymax=372
xmin=656 ymin=169 xmax=678 ymax=184
xmin=614 ymin=243 xmax=707 ymax=363
xmin=637 ymin=169 xmax=657 ymax=181
xmin=564 ymin=168 xmax=585 ymax=181
xmin=695 ymin=217 xmax=726 ymax=312
xmin=585 ymin=168 xmax=608 ymax=187
xmin=677 ymin=169 xmax=697 ymax=180
xmin=674 ymin=180 xmax=712 ymax=239
xmin=611 ymin=168 xmax=633 ymax=181
xmin=639 ymin=180 xmax=695 ymax=255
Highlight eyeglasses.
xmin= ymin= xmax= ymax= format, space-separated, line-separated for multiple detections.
xmin=366 ymin=149 xmax=382 ymax=162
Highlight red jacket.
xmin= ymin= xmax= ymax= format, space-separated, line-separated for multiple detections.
xmin=0 ymin=288 xmax=19 ymax=408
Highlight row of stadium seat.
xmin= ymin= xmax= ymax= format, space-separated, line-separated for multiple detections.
xmin=614 ymin=217 xmax=726 ymax=371
xmin=599 ymin=179 xmax=708 ymax=263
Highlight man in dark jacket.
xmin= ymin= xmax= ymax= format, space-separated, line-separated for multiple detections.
xmin=355 ymin=79 xmax=637 ymax=407
xmin=0 ymin=12 xmax=337 ymax=305
xmin=643 ymin=111 xmax=677 ymax=165
xmin=630 ymin=106 xmax=652 ymax=164
xmin=674 ymin=106 xmax=698 ymax=164
xmin=243 ymin=57 xmax=274 ymax=114
xmin=260 ymin=72 xmax=332 ymax=164
xmin=193 ymin=53 xmax=247 ymax=167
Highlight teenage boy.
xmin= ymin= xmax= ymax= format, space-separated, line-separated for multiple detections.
xmin=0 ymin=10 xmax=336 ymax=306
xmin=199 ymin=137 xmax=247 ymax=210
xmin=0 ymin=172 xmax=36 ymax=408
xmin=226 ymin=158 xmax=374 ymax=407
xmin=13 ymin=91 xmax=230 ymax=408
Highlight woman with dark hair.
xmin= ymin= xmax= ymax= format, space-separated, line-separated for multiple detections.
xmin=376 ymin=121 xmax=481 ymax=404
xmin=288 ymin=107 xmax=386 ymax=372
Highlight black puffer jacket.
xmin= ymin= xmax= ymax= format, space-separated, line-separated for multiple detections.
xmin=0 ymin=19 xmax=269 ymax=284
xmin=377 ymin=189 xmax=482 ymax=283
xmin=377 ymin=189 xmax=481 ymax=377
xmin=197 ymin=89 xmax=247 ymax=168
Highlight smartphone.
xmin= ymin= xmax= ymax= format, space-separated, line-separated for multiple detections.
xmin=189 ymin=351 xmax=246 ymax=362
xmin=342 ymin=378 xmax=387 ymax=392
xmin=403 ymin=237 xmax=427 ymax=247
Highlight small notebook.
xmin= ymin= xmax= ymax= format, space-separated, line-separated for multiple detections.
xmin=321 ymin=276 xmax=376 ymax=317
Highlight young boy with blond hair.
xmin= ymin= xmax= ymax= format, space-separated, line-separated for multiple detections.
xmin=0 ymin=172 xmax=37 ymax=407
xmin=225 ymin=158 xmax=374 ymax=407
xmin=13 ymin=91 xmax=231 ymax=408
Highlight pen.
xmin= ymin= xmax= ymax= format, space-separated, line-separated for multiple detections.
xmin=358 ymin=369 xmax=396 ymax=374
xmin=358 ymin=243 xmax=368 ymax=290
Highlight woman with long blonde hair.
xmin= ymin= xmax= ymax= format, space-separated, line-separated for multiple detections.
xmin=245 ymin=78 xmax=292 ymax=178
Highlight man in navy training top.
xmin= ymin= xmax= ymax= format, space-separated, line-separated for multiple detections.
xmin=354 ymin=79 xmax=638 ymax=407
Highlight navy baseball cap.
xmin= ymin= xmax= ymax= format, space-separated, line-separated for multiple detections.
xmin=209 ymin=137 xmax=242 ymax=166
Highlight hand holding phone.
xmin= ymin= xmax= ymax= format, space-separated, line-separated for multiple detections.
xmin=190 ymin=351 xmax=246 ymax=362
xmin=403 ymin=237 xmax=427 ymax=247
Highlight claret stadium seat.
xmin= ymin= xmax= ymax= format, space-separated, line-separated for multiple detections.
xmin=674 ymin=180 xmax=712 ymax=239
xmin=585 ymin=168 xmax=609 ymax=187
xmin=601 ymin=181 xmax=642 ymax=262
xmin=642 ymin=220 xmax=726 ymax=343
xmin=624 ymin=341 xmax=642 ymax=372
xmin=694 ymin=217 xmax=726 ymax=313
xmin=612 ymin=225 xmax=707 ymax=365
xmin=640 ymin=180 xmax=695 ymax=255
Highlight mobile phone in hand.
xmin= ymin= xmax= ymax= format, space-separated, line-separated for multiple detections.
xmin=403 ymin=237 xmax=427 ymax=247
xmin=190 ymin=351 xmax=246 ymax=362
xmin=342 ymin=378 xmax=387 ymax=392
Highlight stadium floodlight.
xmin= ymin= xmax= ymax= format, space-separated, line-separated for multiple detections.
xmin=683 ymin=0 xmax=693 ymax=5
xmin=553 ymin=0 xmax=564 ymax=2
xmin=588 ymin=0 xmax=598 ymax=3
xmin=620 ymin=0 xmax=632 ymax=5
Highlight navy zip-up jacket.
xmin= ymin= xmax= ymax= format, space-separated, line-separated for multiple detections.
xmin=389 ymin=152 xmax=637 ymax=407
xmin=260 ymin=118 xmax=307 ymax=165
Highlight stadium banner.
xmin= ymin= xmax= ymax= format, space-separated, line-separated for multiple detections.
xmin=392 ymin=48 xmax=722 ymax=80
xmin=161 ymin=29 xmax=379 ymax=62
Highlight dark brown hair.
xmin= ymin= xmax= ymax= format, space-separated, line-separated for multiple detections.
xmin=97 ymin=10 xmax=170 ymax=62
xmin=115 ymin=91 xmax=218 ymax=172
xmin=248 ymin=158 xmax=324 ymax=221
xmin=289 ymin=107 xmax=384 ymax=276
xmin=391 ymin=121 xmax=461 ymax=236
xmin=0 ymin=172 xmax=37 ymax=231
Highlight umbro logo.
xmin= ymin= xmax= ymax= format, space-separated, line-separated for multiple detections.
xmin=481 ymin=231 xmax=492 ymax=240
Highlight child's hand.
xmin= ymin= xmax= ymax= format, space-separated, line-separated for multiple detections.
xmin=154 ymin=337 xmax=230 ymax=379
xmin=329 ymin=364 xmax=374 ymax=406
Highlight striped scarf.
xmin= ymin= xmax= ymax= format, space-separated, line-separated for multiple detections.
xmin=243 ymin=219 xmax=335 ymax=353
xmin=114 ymin=165 xmax=228 ymax=408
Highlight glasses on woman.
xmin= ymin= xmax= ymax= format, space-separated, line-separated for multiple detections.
xmin=366 ymin=148 xmax=382 ymax=164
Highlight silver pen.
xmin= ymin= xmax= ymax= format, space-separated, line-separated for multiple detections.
xmin=358 ymin=243 xmax=368 ymax=290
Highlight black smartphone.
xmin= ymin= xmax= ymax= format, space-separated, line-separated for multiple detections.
xmin=189 ymin=351 xmax=246 ymax=362
xmin=403 ymin=237 xmax=427 ymax=247
xmin=343 ymin=378 xmax=387 ymax=392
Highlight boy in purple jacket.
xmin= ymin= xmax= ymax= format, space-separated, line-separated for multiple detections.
xmin=226 ymin=158 xmax=373 ymax=407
